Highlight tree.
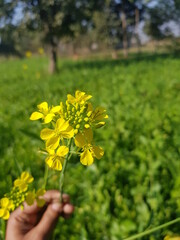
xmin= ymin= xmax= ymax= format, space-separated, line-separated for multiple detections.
xmin=17 ymin=0 xmax=104 ymax=73
xmin=144 ymin=0 xmax=180 ymax=41
xmin=0 ymin=0 xmax=19 ymax=55
xmin=109 ymin=0 xmax=144 ymax=57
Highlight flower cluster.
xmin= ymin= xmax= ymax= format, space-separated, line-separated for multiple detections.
xmin=0 ymin=91 xmax=107 ymax=222
xmin=0 ymin=172 xmax=45 ymax=220
xmin=30 ymin=90 xmax=108 ymax=170
xmin=25 ymin=48 xmax=44 ymax=58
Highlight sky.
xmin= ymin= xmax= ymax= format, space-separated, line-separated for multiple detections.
xmin=12 ymin=3 xmax=24 ymax=25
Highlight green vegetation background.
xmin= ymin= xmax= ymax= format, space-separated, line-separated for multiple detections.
xmin=0 ymin=53 xmax=180 ymax=239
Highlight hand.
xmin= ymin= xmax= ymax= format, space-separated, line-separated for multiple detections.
xmin=5 ymin=190 xmax=74 ymax=240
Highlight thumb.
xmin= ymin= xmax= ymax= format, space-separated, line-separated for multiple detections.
xmin=33 ymin=202 xmax=63 ymax=239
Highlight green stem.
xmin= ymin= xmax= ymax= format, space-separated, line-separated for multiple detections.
xmin=124 ymin=218 xmax=180 ymax=240
xmin=70 ymin=151 xmax=79 ymax=155
xmin=13 ymin=145 xmax=22 ymax=175
xmin=59 ymin=139 xmax=72 ymax=202
xmin=0 ymin=219 xmax=6 ymax=240
xmin=43 ymin=164 xmax=49 ymax=189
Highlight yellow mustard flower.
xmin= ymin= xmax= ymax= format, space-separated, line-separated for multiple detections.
xmin=25 ymin=51 xmax=32 ymax=58
xmin=30 ymin=102 xmax=60 ymax=123
xmin=75 ymin=128 xmax=104 ymax=166
xmin=40 ymin=118 xmax=74 ymax=150
xmin=26 ymin=189 xmax=46 ymax=207
xmin=164 ymin=236 xmax=180 ymax=240
xmin=36 ymin=189 xmax=46 ymax=207
xmin=38 ymin=47 xmax=44 ymax=55
xmin=87 ymin=103 xmax=108 ymax=128
xmin=14 ymin=172 xmax=34 ymax=192
xmin=67 ymin=90 xmax=92 ymax=105
xmin=0 ymin=198 xmax=14 ymax=220
xmin=45 ymin=146 xmax=69 ymax=171
xmin=25 ymin=191 xmax=36 ymax=206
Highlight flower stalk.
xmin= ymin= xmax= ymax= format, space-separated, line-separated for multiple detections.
xmin=124 ymin=218 xmax=180 ymax=240
xmin=59 ymin=139 xmax=72 ymax=202
xmin=43 ymin=164 xmax=49 ymax=189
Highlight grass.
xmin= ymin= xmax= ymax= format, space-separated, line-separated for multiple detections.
xmin=0 ymin=52 xmax=180 ymax=239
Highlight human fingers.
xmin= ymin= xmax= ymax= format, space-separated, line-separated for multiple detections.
xmin=62 ymin=203 xmax=74 ymax=218
xmin=32 ymin=201 xmax=63 ymax=238
xmin=5 ymin=205 xmax=43 ymax=240
xmin=43 ymin=190 xmax=70 ymax=204
xmin=33 ymin=191 xmax=73 ymax=239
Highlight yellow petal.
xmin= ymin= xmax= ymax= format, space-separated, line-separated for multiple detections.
xmin=30 ymin=112 xmax=44 ymax=120
xmin=21 ymin=171 xmax=28 ymax=179
xmin=20 ymin=183 xmax=28 ymax=192
xmin=26 ymin=191 xmax=36 ymax=206
xmin=75 ymin=133 xmax=86 ymax=148
xmin=165 ymin=237 xmax=180 ymax=240
xmin=61 ymin=126 xmax=74 ymax=139
xmin=51 ymin=159 xmax=62 ymax=171
xmin=85 ymin=95 xmax=92 ymax=101
xmin=57 ymin=146 xmax=69 ymax=157
xmin=37 ymin=198 xmax=46 ymax=207
xmin=92 ymin=146 xmax=104 ymax=159
xmin=75 ymin=90 xmax=85 ymax=98
xmin=74 ymin=129 xmax=78 ymax=134
xmin=0 ymin=209 xmax=5 ymax=218
xmin=95 ymin=122 xmax=105 ymax=128
xmin=40 ymin=128 xmax=55 ymax=140
xmin=56 ymin=118 xmax=69 ymax=131
xmin=80 ymin=149 xmax=94 ymax=166
xmin=2 ymin=210 xmax=10 ymax=220
xmin=47 ymin=148 xmax=55 ymax=155
xmin=51 ymin=105 xmax=61 ymax=113
xmin=14 ymin=180 xmax=27 ymax=192
xmin=75 ymin=91 xmax=92 ymax=104
xmin=92 ymin=107 xmax=107 ymax=121
xmin=20 ymin=172 xmax=34 ymax=184
xmin=21 ymin=172 xmax=33 ymax=183
xmin=67 ymin=94 xmax=75 ymax=104
xmin=36 ymin=189 xmax=46 ymax=197
xmin=37 ymin=102 xmax=48 ymax=111
xmin=87 ymin=103 xmax=93 ymax=112
xmin=44 ymin=113 xmax=54 ymax=123
xmin=45 ymin=156 xmax=53 ymax=168
xmin=84 ymin=128 xmax=93 ymax=143
xmin=14 ymin=179 xmax=21 ymax=187
xmin=0 ymin=198 xmax=9 ymax=208
xmin=8 ymin=200 xmax=14 ymax=210
xmin=87 ymin=111 xmax=92 ymax=117
xmin=46 ymin=136 xmax=60 ymax=150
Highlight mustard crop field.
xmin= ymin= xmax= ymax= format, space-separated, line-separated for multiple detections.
xmin=0 ymin=53 xmax=180 ymax=239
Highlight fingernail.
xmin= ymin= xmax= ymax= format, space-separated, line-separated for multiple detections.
xmin=51 ymin=202 xmax=62 ymax=212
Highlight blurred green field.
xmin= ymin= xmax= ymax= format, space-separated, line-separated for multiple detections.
xmin=0 ymin=53 xmax=180 ymax=239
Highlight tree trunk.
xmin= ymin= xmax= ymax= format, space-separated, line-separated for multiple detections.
xmin=72 ymin=42 xmax=79 ymax=60
xmin=111 ymin=50 xmax=118 ymax=59
xmin=49 ymin=38 xmax=58 ymax=74
xmin=121 ymin=10 xmax=128 ymax=58
xmin=135 ymin=7 xmax=141 ymax=53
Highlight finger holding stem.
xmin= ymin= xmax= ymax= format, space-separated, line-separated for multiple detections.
xmin=59 ymin=139 xmax=73 ymax=202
